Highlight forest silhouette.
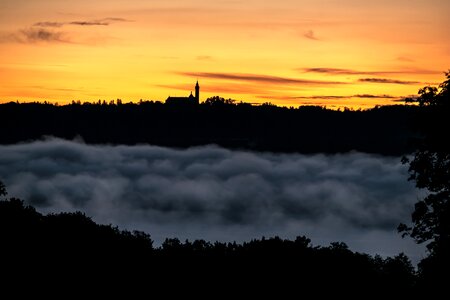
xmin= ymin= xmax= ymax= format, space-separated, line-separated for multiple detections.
xmin=0 ymin=98 xmax=418 ymax=155
xmin=0 ymin=186 xmax=416 ymax=294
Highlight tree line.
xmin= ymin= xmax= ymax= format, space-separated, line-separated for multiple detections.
xmin=0 ymin=99 xmax=418 ymax=155
xmin=0 ymin=186 xmax=416 ymax=295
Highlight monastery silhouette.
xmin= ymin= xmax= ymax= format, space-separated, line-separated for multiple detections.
xmin=166 ymin=81 xmax=200 ymax=105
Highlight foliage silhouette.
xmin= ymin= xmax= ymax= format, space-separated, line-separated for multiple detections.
xmin=0 ymin=180 xmax=6 ymax=197
xmin=0 ymin=99 xmax=418 ymax=155
xmin=399 ymin=71 xmax=450 ymax=291
xmin=0 ymin=179 xmax=416 ymax=294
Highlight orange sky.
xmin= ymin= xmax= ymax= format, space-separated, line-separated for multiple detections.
xmin=0 ymin=0 xmax=448 ymax=109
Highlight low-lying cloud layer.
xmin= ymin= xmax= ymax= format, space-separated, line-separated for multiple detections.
xmin=0 ymin=139 xmax=424 ymax=260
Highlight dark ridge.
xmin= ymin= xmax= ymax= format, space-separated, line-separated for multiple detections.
xmin=0 ymin=100 xmax=419 ymax=155
xmin=0 ymin=196 xmax=417 ymax=295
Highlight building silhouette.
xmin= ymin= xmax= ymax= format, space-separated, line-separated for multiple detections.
xmin=166 ymin=81 xmax=200 ymax=105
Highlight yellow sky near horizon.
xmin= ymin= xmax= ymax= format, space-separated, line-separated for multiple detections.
xmin=0 ymin=0 xmax=449 ymax=109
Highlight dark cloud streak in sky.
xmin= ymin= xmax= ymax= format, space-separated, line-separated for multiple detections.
xmin=304 ymin=30 xmax=319 ymax=40
xmin=0 ymin=28 xmax=68 ymax=44
xmin=293 ymin=94 xmax=398 ymax=100
xmin=179 ymin=72 xmax=346 ymax=85
xmin=358 ymin=78 xmax=420 ymax=85
xmin=33 ymin=22 xmax=65 ymax=28
xmin=157 ymin=83 xmax=268 ymax=95
xmin=302 ymin=67 xmax=439 ymax=76
xmin=101 ymin=17 xmax=131 ymax=22
xmin=69 ymin=21 xmax=109 ymax=26
xmin=353 ymin=94 xmax=397 ymax=98
xmin=17 ymin=28 xmax=69 ymax=43
xmin=34 ymin=17 xmax=132 ymax=27
xmin=304 ymin=68 xmax=396 ymax=75
xmin=2 ymin=17 xmax=132 ymax=44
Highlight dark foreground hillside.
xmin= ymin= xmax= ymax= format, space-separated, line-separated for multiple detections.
xmin=0 ymin=196 xmax=417 ymax=295
xmin=0 ymin=101 xmax=418 ymax=155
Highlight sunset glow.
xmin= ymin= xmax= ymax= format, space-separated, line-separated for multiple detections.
xmin=1 ymin=0 xmax=449 ymax=109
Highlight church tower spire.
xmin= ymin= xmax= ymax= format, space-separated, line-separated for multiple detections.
xmin=195 ymin=80 xmax=200 ymax=104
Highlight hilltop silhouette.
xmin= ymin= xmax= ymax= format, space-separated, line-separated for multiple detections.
xmin=0 ymin=184 xmax=416 ymax=295
xmin=0 ymin=98 xmax=418 ymax=155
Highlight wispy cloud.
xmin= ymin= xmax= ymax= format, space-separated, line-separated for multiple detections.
xmin=102 ymin=17 xmax=131 ymax=22
xmin=28 ymin=85 xmax=82 ymax=92
xmin=302 ymin=67 xmax=438 ymax=76
xmin=3 ymin=28 xmax=70 ymax=44
xmin=69 ymin=21 xmax=109 ymax=26
xmin=293 ymin=94 xmax=398 ymax=100
xmin=353 ymin=94 xmax=397 ymax=98
xmin=158 ymin=83 xmax=265 ymax=95
xmin=304 ymin=68 xmax=387 ymax=75
xmin=33 ymin=22 xmax=65 ymax=28
xmin=2 ymin=17 xmax=131 ymax=44
xmin=358 ymin=78 xmax=419 ymax=85
xmin=256 ymin=94 xmax=400 ymax=102
xmin=293 ymin=95 xmax=346 ymax=99
xmin=27 ymin=29 xmax=66 ymax=43
xmin=34 ymin=18 xmax=132 ymax=28
xmin=196 ymin=56 xmax=213 ymax=61
xmin=178 ymin=72 xmax=346 ymax=85
xmin=303 ymin=30 xmax=319 ymax=41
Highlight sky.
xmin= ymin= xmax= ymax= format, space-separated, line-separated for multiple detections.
xmin=0 ymin=139 xmax=426 ymax=263
xmin=0 ymin=0 xmax=448 ymax=109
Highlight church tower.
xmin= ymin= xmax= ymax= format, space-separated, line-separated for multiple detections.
xmin=195 ymin=81 xmax=200 ymax=104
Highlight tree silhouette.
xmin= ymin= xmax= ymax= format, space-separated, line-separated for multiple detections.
xmin=0 ymin=99 xmax=419 ymax=155
xmin=399 ymin=71 xmax=450 ymax=246
xmin=0 ymin=180 xmax=6 ymax=197
xmin=203 ymin=96 xmax=236 ymax=106
xmin=0 ymin=179 xmax=419 ymax=295
xmin=399 ymin=71 xmax=450 ymax=290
